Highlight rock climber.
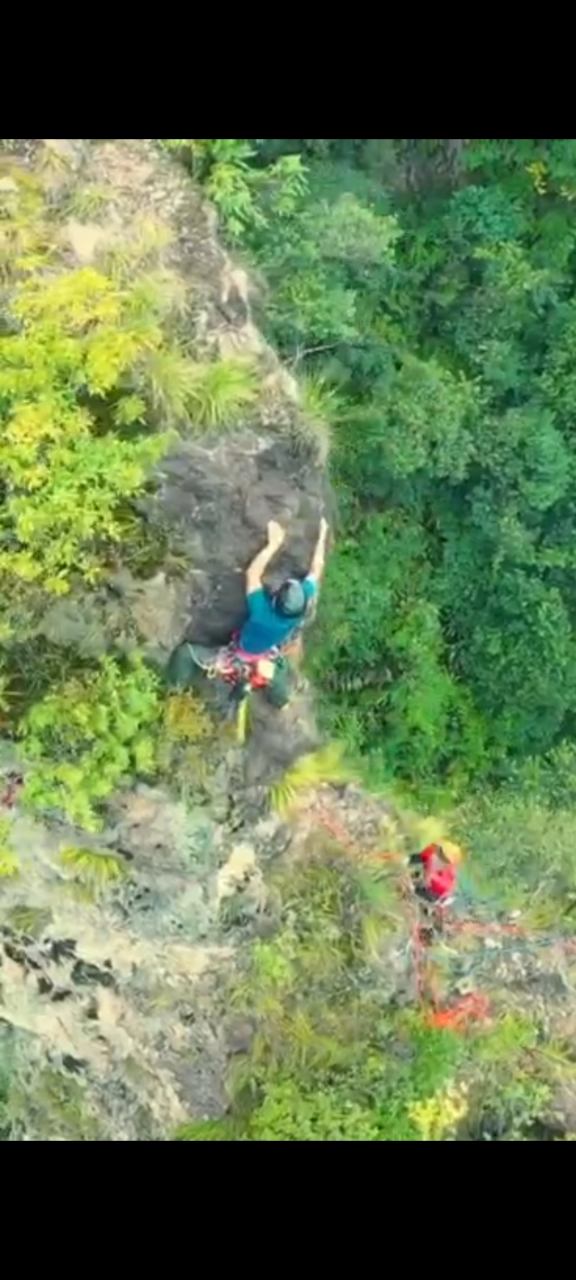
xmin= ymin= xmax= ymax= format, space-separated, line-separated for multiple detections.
xmin=238 ymin=516 xmax=329 ymax=659
xmin=409 ymin=841 xmax=462 ymax=909
xmin=229 ymin=515 xmax=329 ymax=708
xmin=166 ymin=516 xmax=329 ymax=709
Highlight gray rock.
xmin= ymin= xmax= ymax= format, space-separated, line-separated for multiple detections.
xmin=147 ymin=433 xmax=331 ymax=647
xmin=108 ymin=569 xmax=193 ymax=659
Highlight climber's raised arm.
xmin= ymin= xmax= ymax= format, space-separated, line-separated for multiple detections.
xmin=246 ymin=521 xmax=286 ymax=595
xmin=308 ymin=518 xmax=329 ymax=586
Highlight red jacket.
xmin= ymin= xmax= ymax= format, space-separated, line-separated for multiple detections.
xmin=419 ymin=844 xmax=456 ymax=901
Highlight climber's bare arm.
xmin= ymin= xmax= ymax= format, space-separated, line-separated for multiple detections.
xmin=309 ymin=518 xmax=329 ymax=585
xmin=246 ymin=521 xmax=286 ymax=594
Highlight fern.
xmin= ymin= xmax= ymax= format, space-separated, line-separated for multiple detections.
xmin=295 ymin=375 xmax=344 ymax=462
xmin=143 ymin=347 xmax=198 ymax=422
xmin=99 ymin=218 xmax=173 ymax=281
xmin=65 ymin=183 xmax=111 ymax=221
xmin=268 ymin=742 xmax=353 ymax=815
xmin=5 ymin=904 xmax=52 ymax=937
xmin=187 ymin=358 xmax=259 ymax=428
xmin=59 ymin=846 xmax=127 ymax=899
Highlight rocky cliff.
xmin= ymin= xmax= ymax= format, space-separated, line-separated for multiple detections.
xmin=0 ymin=139 xmax=336 ymax=1137
xmin=47 ymin=140 xmax=332 ymax=766
xmin=3 ymin=141 xmax=576 ymax=1142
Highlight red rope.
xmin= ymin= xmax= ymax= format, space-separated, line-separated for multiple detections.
xmin=427 ymin=993 xmax=491 ymax=1030
xmin=308 ymin=803 xmax=491 ymax=1025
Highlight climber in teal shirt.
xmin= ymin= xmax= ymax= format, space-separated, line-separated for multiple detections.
xmin=165 ymin=516 xmax=330 ymax=706
xmin=238 ymin=517 xmax=329 ymax=657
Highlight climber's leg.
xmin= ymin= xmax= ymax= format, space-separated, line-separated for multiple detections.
xmin=265 ymin=658 xmax=291 ymax=709
xmin=166 ymin=642 xmax=221 ymax=690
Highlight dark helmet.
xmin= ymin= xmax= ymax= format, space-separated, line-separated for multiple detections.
xmin=274 ymin=578 xmax=307 ymax=618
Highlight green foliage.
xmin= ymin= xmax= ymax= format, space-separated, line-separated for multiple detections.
xmin=249 ymin=181 xmax=400 ymax=352
xmin=65 ymin=183 xmax=111 ymax=221
xmin=201 ymin=138 xmax=576 ymax=795
xmin=294 ymin=374 xmax=344 ymax=462
xmin=59 ymin=846 xmax=128 ymax=900
xmin=0 ymin=818 xmax=19 ymax=879
xmin=177 ymin=850 xmax=556 ymax=1143
xmin=268 ymin=742 xmax=354 ymax=815
xmin=160 ymin=139 xmax=307 ymax=240
xmin=19 ymin=654 xmax=161 ymax=829
xmin=407 ymin=1080 xmax=469 ymax=1141
xmin=144 ymin=350 xmax=258 ymax=428
xmin=184 ymin=357 xmax=259 ymax=427
xmin=162 ymin=690 xmax=216 ymax=744
xmin=157 ymin=690 xmax=223 ymax=796
xmin=466 ymin=1012 xmax=553 ymax=1141
xmin=0 ymin=151 xmax=263 ymax=842
xmin=7 ymin=138 xmax=576 ymax=1141
xmin=178 ymin=855 xmax=469 ymax=1141
xmin=456 ymin=781 xmax=576 ymax=917
xmin=4 ymin=1064 xmax=100 ymax=1141
xmin=175 ymin=1116 xmax=245 ymax=1141
xmin=0 ymin=172 xmax=180 ymax=622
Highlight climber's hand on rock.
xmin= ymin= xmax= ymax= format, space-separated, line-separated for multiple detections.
xmin=319 ymin=517 xmax=329 ymax=541
xmin=267 ymin=520 xmax=285 ymax=550
xmin=246 ymin=522 xmax=285 ymax=590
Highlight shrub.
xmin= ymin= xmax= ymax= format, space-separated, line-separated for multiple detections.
xmin=268 ymin=743 xmax=354 ymax=815
xmin=177 ymin=855 xmax=466 ymax=1141
xmin=59 ymin=846 xmax=128 ymax=901
xmin=0 ymin=175 xmax=174 ymax=617
xmin=18 ymin=654 xmax=161 ymax=830
xmin=294 ymin=374 xmax=344 ymax=462
xmin=156 ymin=690 xmax=223 ymax=797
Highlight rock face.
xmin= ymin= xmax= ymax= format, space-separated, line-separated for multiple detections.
xmin=152 ymin=432 xmax=329 ymax=648
xmin=33 ymin=138 xmax=332 ymax=775
xmin=0 ymin=140 xmax=333 ymax=1138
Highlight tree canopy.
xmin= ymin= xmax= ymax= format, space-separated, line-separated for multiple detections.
xmin=191 ymin=138 xmax=576 ymax=797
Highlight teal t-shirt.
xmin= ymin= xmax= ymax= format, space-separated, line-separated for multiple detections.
xmin=238 ymin=577 xmax=317 ymax=656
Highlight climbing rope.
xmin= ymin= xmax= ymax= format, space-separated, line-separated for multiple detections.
xmin=308 ymin=798 xmax=576 ymax=1031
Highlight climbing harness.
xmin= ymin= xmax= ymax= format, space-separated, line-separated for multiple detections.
xmin=189 ymin=638 xmax=280 ymax=691
xmin=186 ymin=637 xmax=292 ymax=742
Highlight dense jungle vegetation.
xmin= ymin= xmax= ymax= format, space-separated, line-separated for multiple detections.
xmin=183 ymin=139 xmax=576 ymax=796
xmin=166 ymin=138 xmax=576 ymax=903
xmin=173 ymin=139 xmax=576 ymax=1141
xmin=3 ymin=139 xmax=576 ymax=1140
